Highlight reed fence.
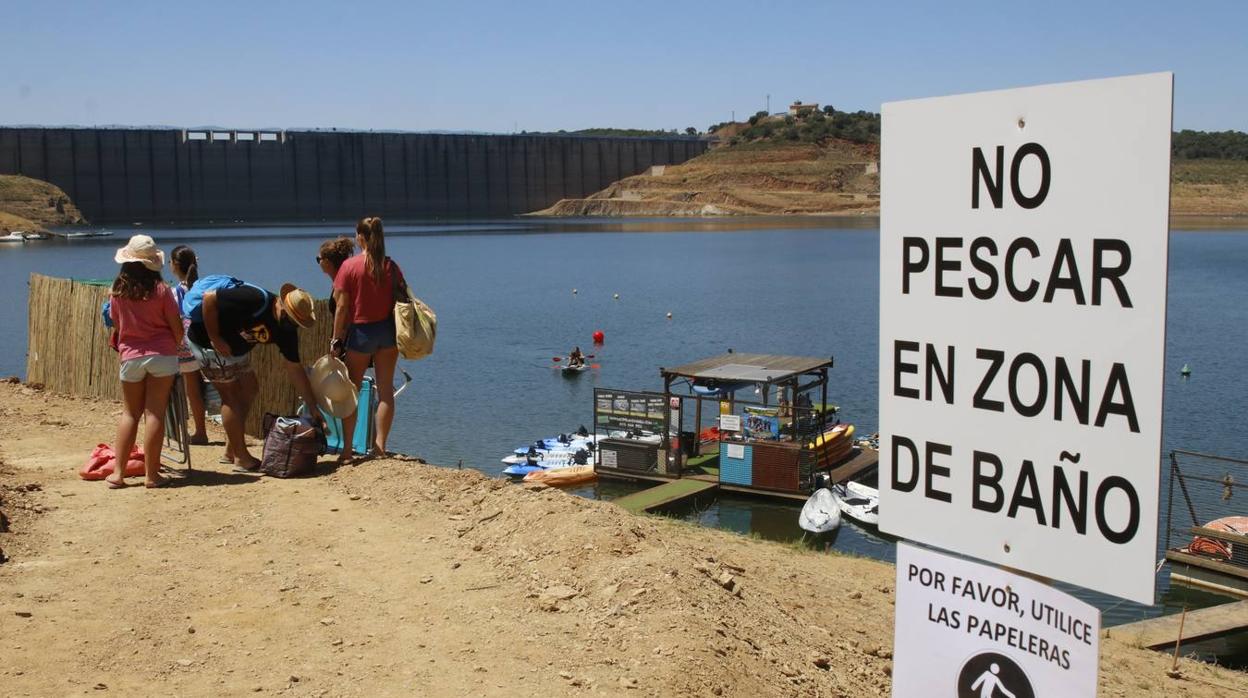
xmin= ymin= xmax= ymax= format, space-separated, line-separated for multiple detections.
xmin=27 ymin=273 xmax=333 ymax=437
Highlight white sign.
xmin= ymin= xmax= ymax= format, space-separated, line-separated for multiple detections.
xmin=894 ymin=543 xmax=1100 ymax=698
xmin=719 ymin=414 xmax=741 ymax=432
xmin=879 ymin=73 xmax=1172 ymax=604
xmin=600 ymin=449 xmax=617 ymax=469
xmin=726 ymin=444 xmax=745 ymax=460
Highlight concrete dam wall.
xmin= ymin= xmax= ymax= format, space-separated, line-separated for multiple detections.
xmin=0 ymin=128 xmax=708 ymax=223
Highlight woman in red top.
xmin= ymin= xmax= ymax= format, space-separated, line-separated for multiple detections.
xmin=331 ymin=217 xmax=405 ymax=462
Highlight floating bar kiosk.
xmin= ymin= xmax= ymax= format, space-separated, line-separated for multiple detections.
xmin=596 ymin=353 xmax=877 ymax=509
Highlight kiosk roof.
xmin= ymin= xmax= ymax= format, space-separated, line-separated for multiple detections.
xmin=661 ymin=353 xmax=833 ymax=383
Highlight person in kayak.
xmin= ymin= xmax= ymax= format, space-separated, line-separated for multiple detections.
xmin=568 ymin=347 xmax=585 ymax=368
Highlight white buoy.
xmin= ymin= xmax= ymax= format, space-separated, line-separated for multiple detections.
xmin=572 ymin=288 xmax=578 ymax=294
xmin=613 ymin=293 xmax=620 ymax=300
xmin=666 ymin=312 xmax=673 ymax=319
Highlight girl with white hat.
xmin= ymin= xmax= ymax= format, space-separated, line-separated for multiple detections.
xmin=105 ymin=234 xmax=183 ymax=489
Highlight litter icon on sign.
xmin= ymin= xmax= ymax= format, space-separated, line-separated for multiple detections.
xmin=957 ymin=652 xmax=1034 ymax=698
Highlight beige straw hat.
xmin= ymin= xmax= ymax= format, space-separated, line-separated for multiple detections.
xmin=114 ymin=234 xmax=165 ymax=272
xmin=279 ymin=283 xmax=317 ymax=329
xmin=310 ymin=355 xmax=358 ymax=419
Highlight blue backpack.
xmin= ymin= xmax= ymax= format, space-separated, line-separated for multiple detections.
xmin=181 ymin=275 xmax=270 ymax=323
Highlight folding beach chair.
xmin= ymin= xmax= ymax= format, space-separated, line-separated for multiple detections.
xmin=162 ymin=374 xmax=193 ymax=471
xmin=311 ymin=368 xmax=413 ymax=457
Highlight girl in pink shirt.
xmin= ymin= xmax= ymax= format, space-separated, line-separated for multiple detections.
xmin=106 ymin=235 xmax=184 ymax=489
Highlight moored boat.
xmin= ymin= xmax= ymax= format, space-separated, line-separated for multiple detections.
xmin=799 ymin=487 xmax=842 ymax=533
xmin=832 ymin=480 xmax=879 ymax=527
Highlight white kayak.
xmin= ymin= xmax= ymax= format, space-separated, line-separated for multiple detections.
xmin=510 ymin=433 xmax=600 ymax=456
xmin=833 ymin=480 xmax=879 ymax=527
xmin=798 ymin=488 xmax=842 ymax=533
xmin=501 ymin=445 xmax=590 ymax=465
xmin=502 ymin=451 xmax=585 ymax=478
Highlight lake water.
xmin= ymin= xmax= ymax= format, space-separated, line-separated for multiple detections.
xmin=2 ymin=217 xmax=1246 ymax=659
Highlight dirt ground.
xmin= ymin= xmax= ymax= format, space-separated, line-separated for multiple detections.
xmin=1 ymin=381 xmax=1244 ymax=697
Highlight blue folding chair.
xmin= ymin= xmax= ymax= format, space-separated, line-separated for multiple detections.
xmin=314 ymin=369 xmax=412 ymax=457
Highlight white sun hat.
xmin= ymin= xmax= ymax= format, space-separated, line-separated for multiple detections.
xmin=114 ymin=234 xmax=165 ymax=272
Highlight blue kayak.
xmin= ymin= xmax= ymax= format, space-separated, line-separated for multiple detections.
xmin=502 ymin=462 xmax=546 ymax=478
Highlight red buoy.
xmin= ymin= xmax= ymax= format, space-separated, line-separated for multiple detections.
xmin=592 ymin=330 xmax=605 ymax=344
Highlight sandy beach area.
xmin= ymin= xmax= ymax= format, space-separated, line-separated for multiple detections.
xmin=1 ymin=380 xmax=1243 ymax=696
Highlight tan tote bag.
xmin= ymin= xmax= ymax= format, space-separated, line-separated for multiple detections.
xmin=392 ymin=265 xmax=436 ymax=360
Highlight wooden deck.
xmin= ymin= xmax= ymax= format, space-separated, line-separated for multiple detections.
xmin=825 ymin=447 xmax=879 ymax=484
xmin=599 ymin=446 xmax=880 ymax=511
xmin=613 ymin=478 xmax=719 ymax=514
xmin=1105 ymin=600 xmax=1248 ymax=649
xmin=1166 ymin=549 xmax=1248 ymax=598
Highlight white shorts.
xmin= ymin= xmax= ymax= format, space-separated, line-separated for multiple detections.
xmin=120 ymin=355 xmax=179 ymax=383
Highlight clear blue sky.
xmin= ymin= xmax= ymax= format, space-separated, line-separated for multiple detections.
xmin=5 ymin=0 xmax=1244 ymax=133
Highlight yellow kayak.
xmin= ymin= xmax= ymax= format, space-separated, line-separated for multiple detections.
xmin=522 ymin=465 xmax=597 ymax=487
xmin=807 ymin=423 xmax=855 ymax=451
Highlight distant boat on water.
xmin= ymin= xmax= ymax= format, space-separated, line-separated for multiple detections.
xmin=0 ymin=230 xmax=49 ymax=243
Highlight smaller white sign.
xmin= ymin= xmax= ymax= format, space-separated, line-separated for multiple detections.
xmin=600 ymin=450 xmax=618 ymax=469
xmin=726 ymin=444 xmax=745 ymax=460
xmin=719 ymin=414 xmax=741 ymax=432
xmin=894 ymin=543 xmax=1099 ymax=698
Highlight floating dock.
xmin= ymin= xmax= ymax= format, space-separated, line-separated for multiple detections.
xmin=1104 ymin=600 xmax=1248 ymax=649
xmin=608 ymin=446 xmax=879 ymax=513
xmin=614 ymin=478 xmax=719 ymax=514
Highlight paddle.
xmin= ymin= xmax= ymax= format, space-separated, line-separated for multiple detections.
xmin=551 ymin=354 xmax=595 ymax=362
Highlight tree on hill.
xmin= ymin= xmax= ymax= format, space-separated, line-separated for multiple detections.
xmin=1172 ymin=130 xmax=1248 ymax=160
xmin=734 ymin=105 xmax=879 ymax=146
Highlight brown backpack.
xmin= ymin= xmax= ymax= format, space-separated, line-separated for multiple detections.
xmin=260 ymin=413 xmax=326 ymax=478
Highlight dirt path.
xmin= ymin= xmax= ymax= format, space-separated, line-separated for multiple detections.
xmin=1 ymin=382 xmax=1243 ymax=696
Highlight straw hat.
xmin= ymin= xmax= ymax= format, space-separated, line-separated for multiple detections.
xmin=279 ymin=283 xmax=316 ymax=328
xmin=114 ymin=234 xmax=165 ymax=272
xmin=310 ymin=355 xmax=358 ymax=419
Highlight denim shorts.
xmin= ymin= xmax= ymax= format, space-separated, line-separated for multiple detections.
xmin=187 ymin=340 xmax=254 ymax=383
xmin=347 ymin=317 xmax=396 ymax=354
xmin=119 ymin=355 xmax=179 ymax=383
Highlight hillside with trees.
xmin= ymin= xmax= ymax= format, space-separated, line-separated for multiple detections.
xmin=536 ymin=105 xmax=1248 ymax=218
